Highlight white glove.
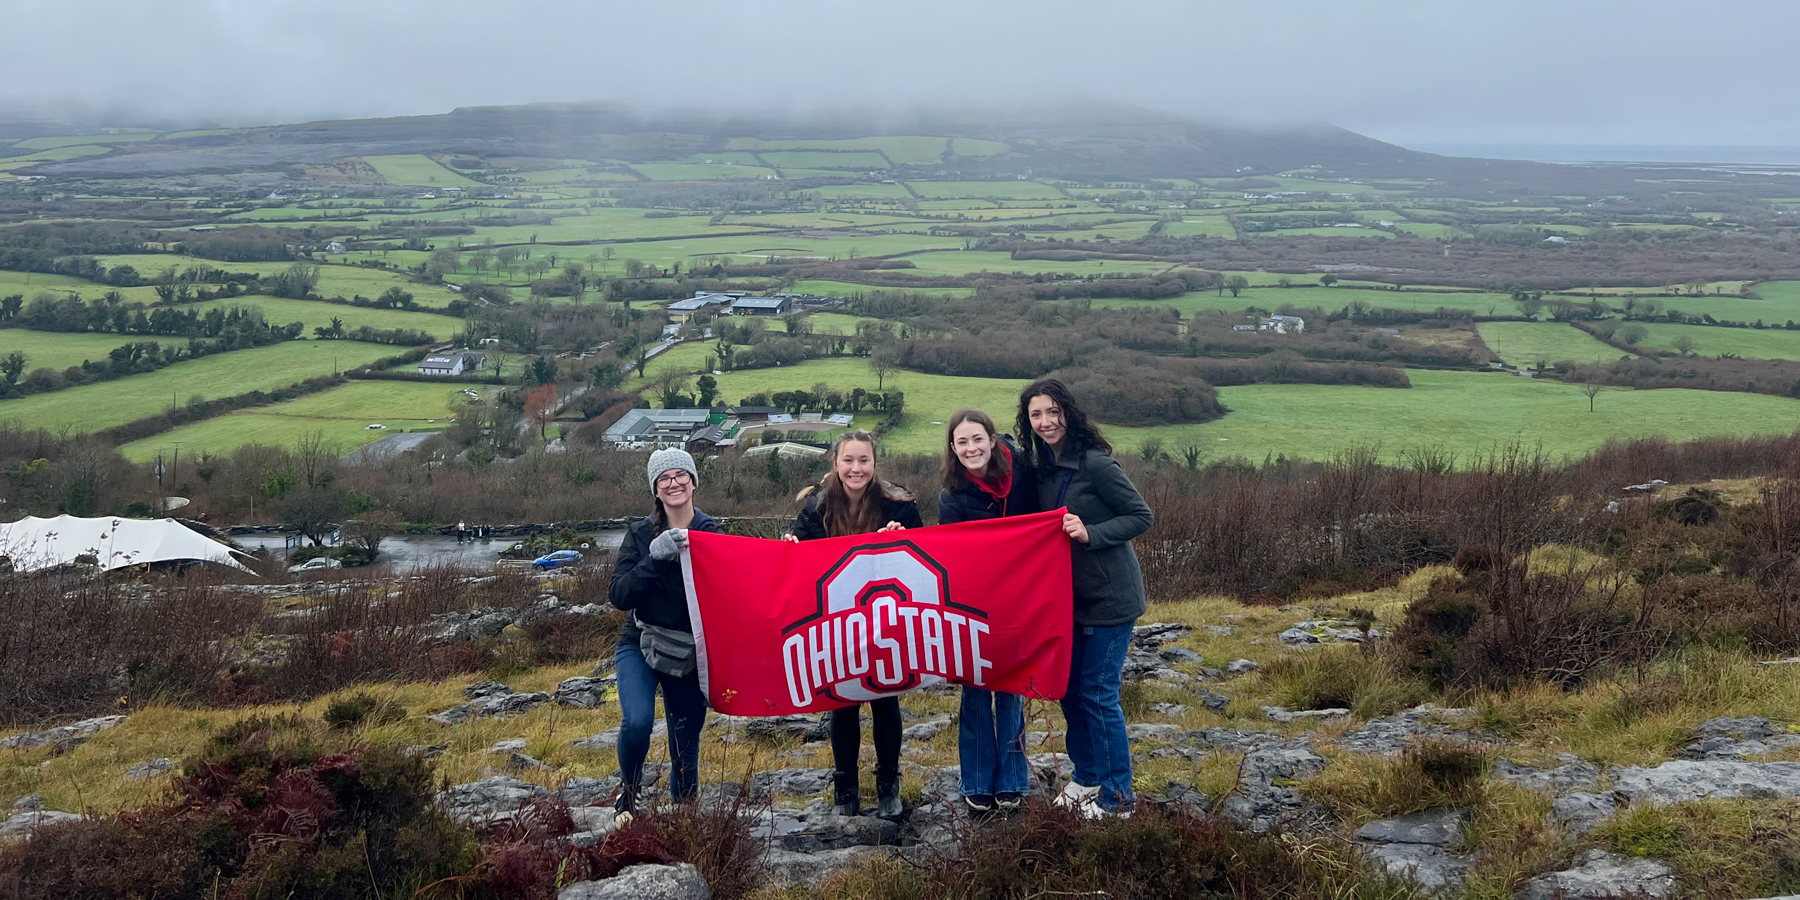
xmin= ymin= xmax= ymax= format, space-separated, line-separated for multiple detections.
xmin=649 ymin=528 xmax=688 ymax=560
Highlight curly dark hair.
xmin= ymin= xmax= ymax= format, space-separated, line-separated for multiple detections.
xmin=1015 ymin=377 xmax=1111 ymax=468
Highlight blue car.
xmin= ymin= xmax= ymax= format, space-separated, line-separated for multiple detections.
xmin=531 ymin=549 xmax=584 ymax=570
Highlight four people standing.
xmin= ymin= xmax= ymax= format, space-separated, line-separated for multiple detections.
xmin=604 ymin=384 xmax=1152 ymax=821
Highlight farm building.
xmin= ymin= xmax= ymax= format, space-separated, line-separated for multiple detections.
xmin=1233 ymin=324 xmax=1257 ymax=332
xmin=1257 ymin=315 xmax=1306 ymax=334
xmin=603 ymin=408 xmax=719 ymax=449
xmin=417 ymin=350 xmax=486 ymax=377
xmin=731 ymin=296 xmax=794 ymax=316
xmin=725 ymin=405 xmax=783 ymax=422
xmin=667 ymin=292 xmax=742 ymax=321
xmin=325 ymin=241 xmax=346 ymax=254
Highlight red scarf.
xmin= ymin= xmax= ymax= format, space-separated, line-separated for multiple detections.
xmin=972 ymin=443 xmax=1014 ymax=510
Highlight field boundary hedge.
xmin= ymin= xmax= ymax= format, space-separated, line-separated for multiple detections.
xmin=99 ymin=373 xmax=349 ymax=445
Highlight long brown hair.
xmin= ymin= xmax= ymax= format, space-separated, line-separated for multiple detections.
xmin=813 ymin=430 xmax=898 ymax=537
xmin=1016 ymin=378 xmax=1111 ymax=469
xmin=940 ymin=409 xmax=1009 ymax=492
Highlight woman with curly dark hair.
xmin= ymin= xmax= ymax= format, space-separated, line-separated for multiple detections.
xmin=1016 ymin=378 xmax=1153 ymax=817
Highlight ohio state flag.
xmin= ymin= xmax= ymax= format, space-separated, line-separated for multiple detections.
xmin=680 ymin=509 xmax=1073 ymax=716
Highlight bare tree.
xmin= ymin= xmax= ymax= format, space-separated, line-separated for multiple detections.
xmin=1582 ymin=381 xmax=1603 ymax=412
xmin=868 ymin=348 xmax=899 ymax=391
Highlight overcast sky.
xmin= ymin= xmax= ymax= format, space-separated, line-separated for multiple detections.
xmin=4 ymin=0 xmax=1798 ymax=148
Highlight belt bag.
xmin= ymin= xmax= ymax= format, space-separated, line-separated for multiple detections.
xmin=638 ymin=622 xmax=698 ymax=678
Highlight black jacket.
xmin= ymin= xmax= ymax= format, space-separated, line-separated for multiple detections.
xmin=1032 ymin=440 xmax=1154 ymax=626
xmin=791 ymin=482 xmax=923 ymax=541
xmin=938 ymin=437 xmax=1038 ymax=525
xmin=609 ymin=509 xmax=720 ymax=637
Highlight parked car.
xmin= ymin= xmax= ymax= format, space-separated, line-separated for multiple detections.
xmin=288 ymin=556 xmax=343 ymax=575
xmin=531 ymin=549 xmax=584 ymax=570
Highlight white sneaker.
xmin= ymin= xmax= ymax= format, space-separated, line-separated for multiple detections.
xmin=1073 ymin=793 xmax=1107 ymax=820
xmin=1053 ymin=781 xmax=1100 ymax=810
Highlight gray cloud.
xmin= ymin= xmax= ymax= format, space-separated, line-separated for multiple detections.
xmin=3 ymin=0 xmax=1797 ymax=146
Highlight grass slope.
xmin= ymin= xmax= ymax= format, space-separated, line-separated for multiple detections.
xmin=119 ymin=381 xmax=480 ymax=461
xmin=1477 ymin=322 xmax=1626 ymax=367
xmin=0 ymin=331 xmax=146 ymax=373
xmin=362 ymin=155 xmax=483 ymax=187
xmin=1632 ymin=322 xmax=1800 ymax=360
xmin=0 ymin=341 xmax=397 ymax=434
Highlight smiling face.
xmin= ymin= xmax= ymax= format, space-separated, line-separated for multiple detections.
xmin=654 ymin=468 xmax=694 ymax=510
xmin=951 ymin=420 xmax=994 ymax=475
xmin=1027 ymin=394 xmax=1067 ymax=450
xmin=834 ymin=438 xmax=876 ymax=496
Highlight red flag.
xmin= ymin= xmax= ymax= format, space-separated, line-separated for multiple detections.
xmin=681 ymin=509 xmax=1073 ymax=716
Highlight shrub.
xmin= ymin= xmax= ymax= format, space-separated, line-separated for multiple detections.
xmin=322 ymin=692 xmax=405 ymax=730
xmin=0 ymin=717 xmax=478 ymax=900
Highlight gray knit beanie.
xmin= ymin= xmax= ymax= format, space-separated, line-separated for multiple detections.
xmin=647 ymin=447 xmax=699 ymax=492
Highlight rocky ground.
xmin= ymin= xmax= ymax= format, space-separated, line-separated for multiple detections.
xmin=8 ymin=565 xmax=1800 ymax=899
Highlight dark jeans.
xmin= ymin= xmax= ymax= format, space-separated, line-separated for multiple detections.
xmin=1060 ymin=621 xmax=1136 ymax=811
xmin=959 ymin=686 xmax=1028 ymax=797
xmin=614 ymin=640 xmax=708 ymax=804
xmin=829 ymin=697 xmax=901 ymax=794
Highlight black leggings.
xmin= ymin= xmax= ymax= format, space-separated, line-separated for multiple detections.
xmin=830 ymin=697 xmax=901 ymax=789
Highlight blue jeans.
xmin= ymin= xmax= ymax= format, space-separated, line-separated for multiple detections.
xmin=959 ymin=687 xmax=1028 ymax=797
xmin=1059 ymin=621 xmax=1136 ymax=811
xmin=614 ymin=640 xmax=708 ymax=803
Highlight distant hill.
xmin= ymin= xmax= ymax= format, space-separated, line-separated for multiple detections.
xmin=12 ymin=98 xmax=1653 ymax=193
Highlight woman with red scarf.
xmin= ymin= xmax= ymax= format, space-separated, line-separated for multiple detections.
xmin=937 ymin=409 xmax=1039 ymax=814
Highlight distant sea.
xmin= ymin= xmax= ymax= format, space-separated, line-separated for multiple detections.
xmin=1411 ymin=144 xmax=1800 ymax=169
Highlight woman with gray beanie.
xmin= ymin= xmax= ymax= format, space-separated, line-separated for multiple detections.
xmin=607 ymin=447 xmax=719 ymax=823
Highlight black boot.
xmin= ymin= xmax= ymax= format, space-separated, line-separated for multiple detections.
xmin=833 ymin=771 xmax=860 ymax=817
xmin=876 ymin=772 xmax=902 ymax=819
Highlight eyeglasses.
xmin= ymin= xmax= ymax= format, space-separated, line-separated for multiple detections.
xmin=656 ymin=470 xmax=693 ymax=487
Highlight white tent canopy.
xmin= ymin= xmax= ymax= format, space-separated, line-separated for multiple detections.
xmin=0 ymin=515 xmax=252 ymax=574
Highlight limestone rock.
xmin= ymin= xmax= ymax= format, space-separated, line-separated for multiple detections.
xmin=761 ymin=846 xmax=892 ymax=890
xmin=558 ymin=863 xmax=711 ymax=900
xmin=1221 ymin=740 xmax=1329 ymax=831
xmin=1492 ymin=758 xmax=1601 ymax=794
xmin=1203 ymin=625 xmax=1235 ymax=636
xmin=1149 ymin=703 xmax=1190 ymax=717
xmin=429 ymin=691 xmax=551 ymax=726
xmin=711 ymin=713 xmax=829 ymax=743
xmin=1681 ymin=715 xmax=1800 ymax=760
xmin=751 ymin=807 xmax=900 ymax=853
xmin=1611 ymin=760 xmax=1800 ymax=806
xmin=1277 ymin=620 xmax=1382 ymax=645
xmin=903 ymin=716 xmax=953 ymax=742
xmin=1366 ymin=843 xmax=1477 ymax=891
xmin=1551 ymin=792 xmax=1620 ymax=835
xmin=438 ymin=776 xmax=547 ymax=826
xmin=1355 ymin=809 xmax=1463 ymax=846
xmin=0 ymin=715 xmax=127 ymax=752
xmin=123 ymin=758 xmax=174 ymax=780
xmin=750 ymin=768 xmax=836 ymax=798
xmin=1515 ymin=850 xmax=1675 ymax=900
xmin=553 ymin=676 xmax=616 ymax=709
xmin=1335 ymin=704 xmax=1480 ymax=755
xmin=1132 ymin=622 xmax=1192 ymax=647
xmin=1225 ymin=658 xmax=1261 ymax=674
xmin=0 ymin=810 xmax=81 ymax=838
xmin=558 ymin=775 xmax=622 ymax=807
xmin=574 ymin=722 xmax=664 ymax=751
xmin=1263 ymin=706 xmax=1349 ymax=723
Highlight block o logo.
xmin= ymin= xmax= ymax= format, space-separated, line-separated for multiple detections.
xmin=780 ymin=540 xmax=991 ymax=707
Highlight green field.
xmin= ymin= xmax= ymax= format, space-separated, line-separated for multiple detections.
xmin=1093 ymin=287 xmax=1515 ymax=318
xmin=1157 ymin=217 xmax=1237 ymax=239
xmin=629 ymin=163 xmax=778 ymax=181
xmin=755 ymin=150 xmax=889 ymax=170
xmin=0 ymin=331 xmax=147 ymax=373
xmin=1476 ymin=322 xmax=1625 ymax=367
xmin=0 ymin=341 xmax=396 ymax=434
xmin=0 ymin=144 xmax=111 ymax=171
xmin=183 ymin=297 xmax=463 ymax=340
xmin=118 ymin=380 xmax=480 ymax=462
xmin=727 ymin=136 xmax=951 ymax=165
xmin=362 ymin=155 xmax=484 ymax=188
xmin=702 ymin=360 xmax=1800 ymax=461
xmin=1659 ymin=280 xmax=1800 ymax=324
xmin=92 ymin=255 xmax=463 ymax=307
xmin=790 ymin=280 xmax=974 ymax=299
xmin=1631 ymin=322 xmax=1800 ymax=360
xmin=907 ymin=181 xmax=1067 ymax=200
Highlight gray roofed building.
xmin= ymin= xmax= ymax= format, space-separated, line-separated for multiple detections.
xmin=601 ymin=408 xmax=715 ymax=447
xmin=730 ymin=295 xmax=793 ymax=316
